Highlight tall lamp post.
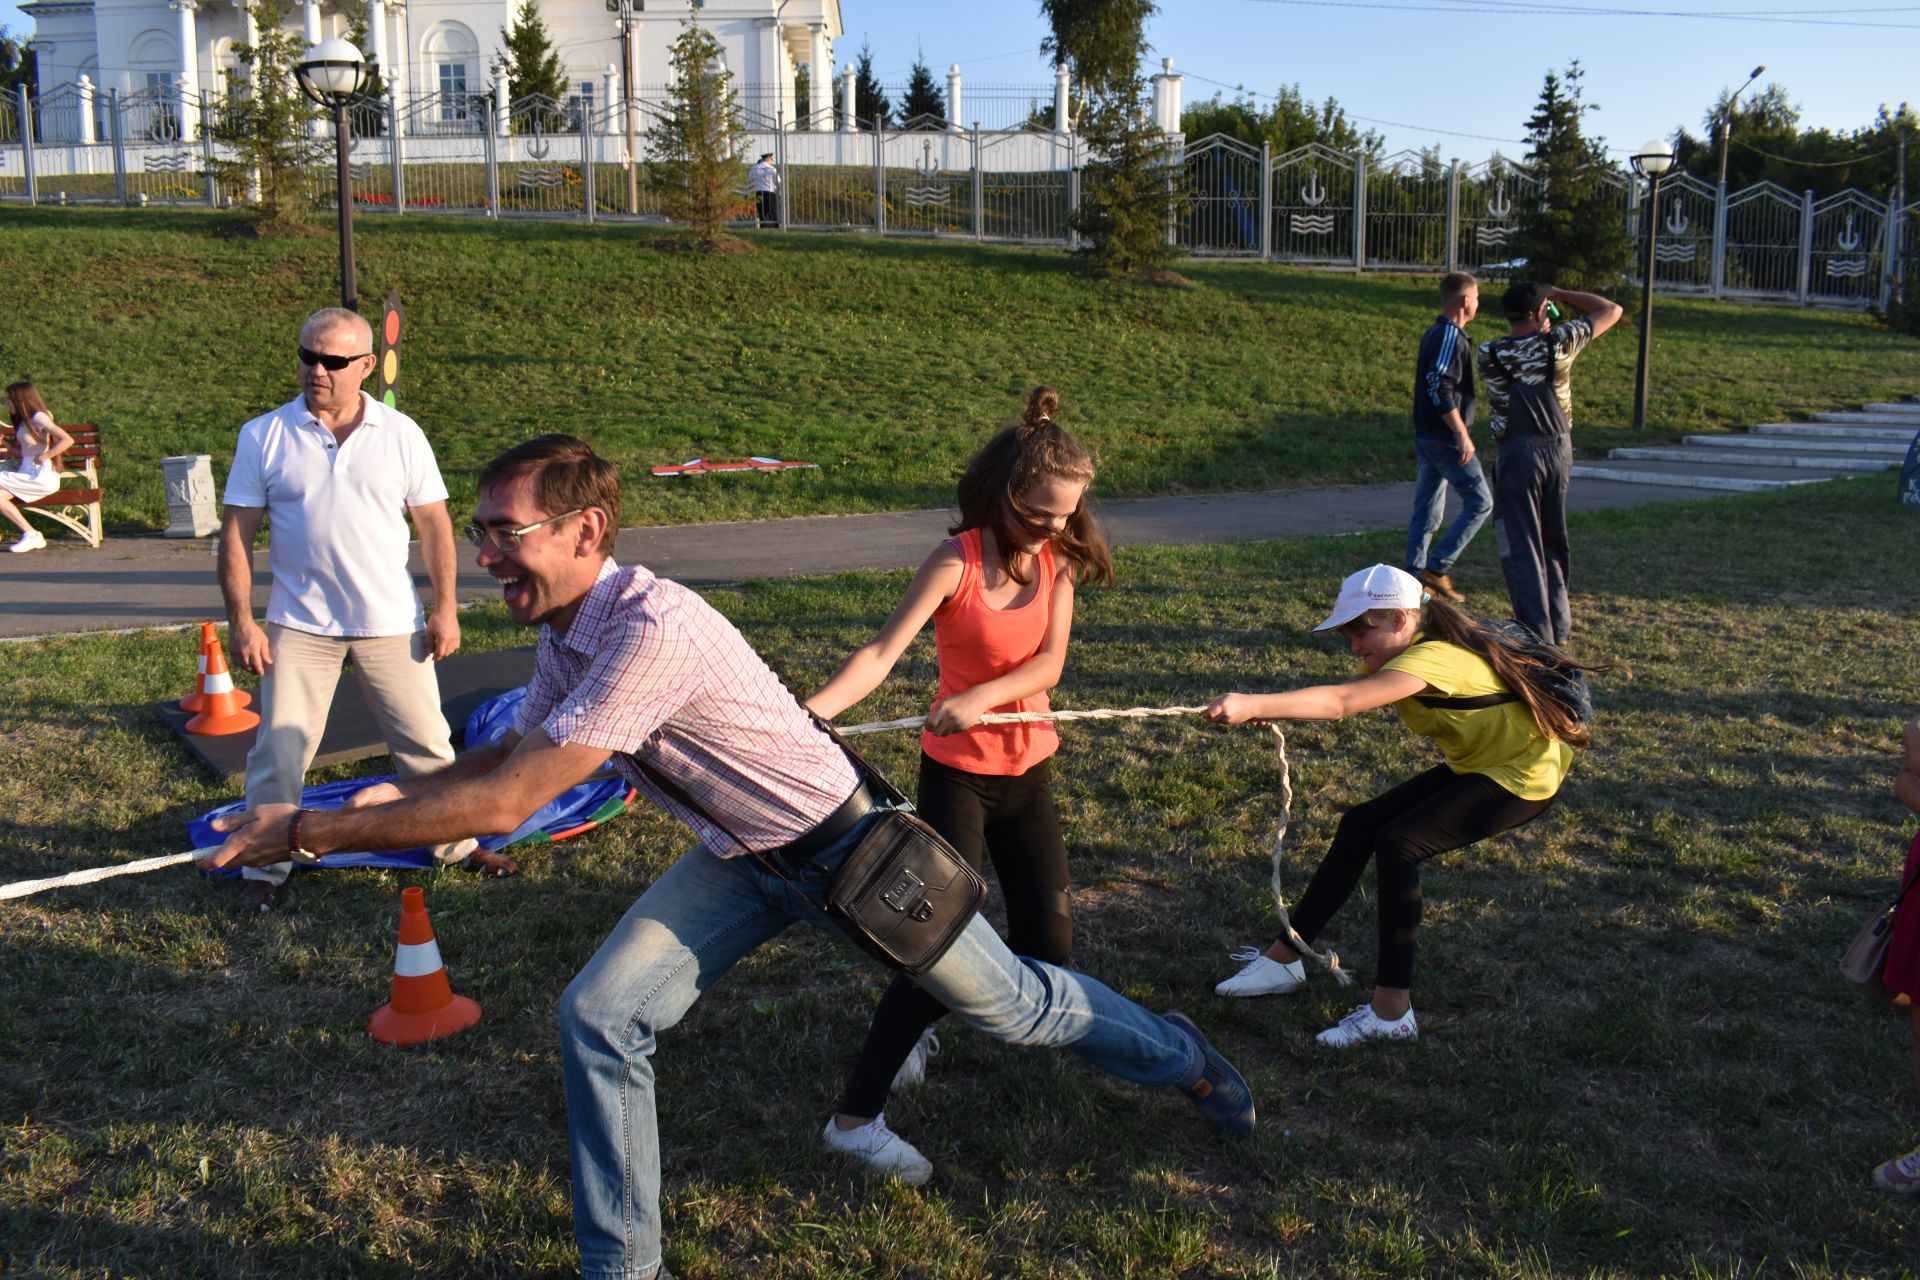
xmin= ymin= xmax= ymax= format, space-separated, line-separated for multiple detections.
xmin=1716 ymin=64 xmax=1766 ymax=189
xmin=1631 ymin=138 xmax=1676 ymax=433
xmin=296 ymin=38 xmax=378 ymax=312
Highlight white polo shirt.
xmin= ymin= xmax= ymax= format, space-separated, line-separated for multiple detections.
xmin=223 ymin=391 xmax=449 ymax=638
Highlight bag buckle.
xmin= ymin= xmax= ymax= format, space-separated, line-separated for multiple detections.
xmin=881 ymin=866 xmax=926 ymax=914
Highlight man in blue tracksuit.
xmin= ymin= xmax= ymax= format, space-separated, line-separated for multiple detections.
xmin=1405 ymin=272 xmax=1491 ymax=604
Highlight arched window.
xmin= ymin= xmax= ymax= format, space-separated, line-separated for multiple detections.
xmin=420 ymin=21 xmax=479 ymax=124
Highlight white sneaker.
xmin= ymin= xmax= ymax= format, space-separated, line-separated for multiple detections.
xmin=890 ymin=1028 xmax=941 ymax=1091
xmin=1213 ymin=947 xmax=1307 ymax=997
xmin=822 ymin=1113 xmax=933 ymax=1185
xmin=7 ymin=530 xmax=46 ymax=553
xmin=1316 ymin=1003 xmax=1418 ymax=1048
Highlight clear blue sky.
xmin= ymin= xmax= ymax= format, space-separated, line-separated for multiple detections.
xmin=7 ymin=0 xmax=1913 ymax=164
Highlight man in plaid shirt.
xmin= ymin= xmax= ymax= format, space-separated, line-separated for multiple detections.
xmin=205 ymin=435 xmax=1255 ymax=1280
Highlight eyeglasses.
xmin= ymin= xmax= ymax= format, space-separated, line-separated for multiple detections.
xmin=465 ymin=508 xmax=585 ymax=551
xmin=298 ymin=346 xmax=372 ymax=371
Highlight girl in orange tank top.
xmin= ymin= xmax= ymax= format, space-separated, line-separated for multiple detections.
xmin=806 ymin=387 xmax=1114 ymax=1180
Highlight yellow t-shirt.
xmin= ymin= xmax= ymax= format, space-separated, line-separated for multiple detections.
xmin=1380 ymin=635 xmax=1572 ymax=801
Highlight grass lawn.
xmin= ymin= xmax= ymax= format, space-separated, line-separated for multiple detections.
xmin=3 ymin=473 xmax=1918 ymax=1277
xmin=1 ymin=205 xmax=1915 ymax=533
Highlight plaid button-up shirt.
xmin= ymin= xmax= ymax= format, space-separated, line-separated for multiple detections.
xmin=514 ymin=560 xmax=858 ymax=855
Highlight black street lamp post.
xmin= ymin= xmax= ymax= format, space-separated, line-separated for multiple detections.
xmin=1631 ymin=138 xmax=1676 ymax=433
xmin=296 ymin=38 xmax=378 ymax=312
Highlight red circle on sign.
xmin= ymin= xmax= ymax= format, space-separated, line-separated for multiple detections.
xmin=384 ymin=310 xmax=400 ymax=345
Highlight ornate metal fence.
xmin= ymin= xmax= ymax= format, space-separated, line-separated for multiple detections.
xmin=1180 ymin=133 xmax=1263 ymax=257
xmin=7 ymin=79 xmax=1912 ymax=308
xmin=1808 ymin=190 xmax=1887 ymax=305
xmin=1271 ymin=143 xmax=1358 ymax=268
xmin=1723 ymin=181 xmax=1805 ymax=298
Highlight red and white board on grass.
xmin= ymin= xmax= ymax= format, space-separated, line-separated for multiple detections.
xmin=650 ymin=457 xmax=819 ymax=477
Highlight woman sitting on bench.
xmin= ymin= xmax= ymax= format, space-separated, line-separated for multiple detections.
xmin=2 ymin=381 xmax=73 ymax=554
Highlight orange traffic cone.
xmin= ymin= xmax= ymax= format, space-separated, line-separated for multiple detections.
xmin=367 ymin=887 xmax=483 ymax=1045
xmin=181 ymin=622 xmax=250 ymax=714
xmin=183 ymin=637 xmax=260 ymax=735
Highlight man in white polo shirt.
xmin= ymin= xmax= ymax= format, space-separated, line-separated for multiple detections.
xmin=217 ymin=307 xmax=506 ymax=913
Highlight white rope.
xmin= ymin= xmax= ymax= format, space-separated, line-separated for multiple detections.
xmin=0 ymin=850 xmax=212 ymax=902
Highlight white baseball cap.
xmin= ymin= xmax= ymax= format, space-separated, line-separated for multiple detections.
xmin=1312 ymin=564 xmax=1426 ymax=632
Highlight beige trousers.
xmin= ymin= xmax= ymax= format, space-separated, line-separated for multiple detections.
xmin=241 ymin=624 xmax=474 ymax=885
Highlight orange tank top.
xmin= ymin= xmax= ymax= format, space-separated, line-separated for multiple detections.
xmin=921 ymin=528 xmax=1060 ymax=776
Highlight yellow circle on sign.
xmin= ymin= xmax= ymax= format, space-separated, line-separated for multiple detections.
xmin=382 ymin=349 xmax=398 ymax=385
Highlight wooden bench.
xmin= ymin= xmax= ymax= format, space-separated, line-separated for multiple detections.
xmin=1 ymin=423 xmax=104 ymax=548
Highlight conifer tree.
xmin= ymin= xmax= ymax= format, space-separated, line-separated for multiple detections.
xmin=899 ymin=52 xmax=944 ymax=129
xmin=645 ymin=22 xmax=751 ymax=248
xmin=208 ymin=0 xmax=326 ymax=232
xmin=1071 ymin=72 xmax=1186 ymax=275
xmin=1510 ymin=62 xmax=1631 ymax=291
xmin=853 ymin=41 xmax=891 ymax=130
xmin=494 ymin=0 xmax=568 ymax=133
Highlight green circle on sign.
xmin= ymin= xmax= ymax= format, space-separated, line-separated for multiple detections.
xmin=382 ymin=390 xmax=398 ymax=408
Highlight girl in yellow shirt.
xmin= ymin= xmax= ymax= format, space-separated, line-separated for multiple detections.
xmin=1204 ymin=564 xmax=1589 ymax=1047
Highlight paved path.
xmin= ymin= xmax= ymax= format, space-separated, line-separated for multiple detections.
xmin=0 ymin=477 xmax=1707 ymax=639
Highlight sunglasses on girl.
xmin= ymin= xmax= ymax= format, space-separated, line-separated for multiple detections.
xmin=298 ymin=346 xmax=371 ymax=371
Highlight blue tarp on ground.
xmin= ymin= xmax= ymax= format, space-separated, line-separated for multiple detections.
xmin=190 ymin=686 xmax=633 ymax=873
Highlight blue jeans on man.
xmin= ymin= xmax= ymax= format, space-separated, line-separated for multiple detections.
xmin=1406 ymin=435 xmax=1492 ymax=577
xmin=556 ymin=809 xmax=1219 ymax=1280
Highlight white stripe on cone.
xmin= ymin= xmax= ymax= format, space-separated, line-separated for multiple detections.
xmin=202 ymin=671 xmax=234 ymax=695
xmin=394 ymin=939 xmax=445 ymax=978
xmin=197 ymin=654 xmax=208 ymax=676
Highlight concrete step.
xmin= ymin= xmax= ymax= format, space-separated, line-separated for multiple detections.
xmin=1866 ymin=402 xmax=1920 ymax=413
xmin=1608 ymin=446 xmax=1893 ymax=472
xmin=1814 ymin=410 xmax=1920 ymax=426
xmin=1680 ymin=433 xmax=1907 ymax=456
xmin=1752 ymin=422 xmax=1919 ymax=441
xmin=1571 ymin=457 xmax=1862 ymax=491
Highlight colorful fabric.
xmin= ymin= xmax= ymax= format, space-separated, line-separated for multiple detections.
xmin=191 ymin=685 xmax=634 ymax=873
xmin=1478 ymin=318 xmax=1593 ymax=446
xmin=513 ymin=559 xmax=858 ymax=855
xmin=922 ymin=528 xmax=1060 ymax=776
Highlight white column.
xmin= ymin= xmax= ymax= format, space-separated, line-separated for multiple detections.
xmin=77 ymin=74 xmax=96 ymax=142
xmin=807 ymin=24 xmax=828 ymax=129
xmin=1053 ymin=61 xmax=1069 ymax=132
xmin=604 ymin=62 xmax=618 ymax=110
xmin=303 ymin=0 xmax=321 ymax=46
xmin=386 ymin=2 xmax=407 ymax=106
xmin=238 ymin=0 xmax=258 ymax=52
xmin=367 ymin=0 xmax=390 ymax=87
xmin=946 ymin=63 xmax=961 ymax=133
xmin=840 ymin=61 xmax=854 ymax=131
xmin=495 ymin=76 xmax=509 ymax=137
xmin=1153 ymin=57 xmax=1182 ymax=133
xmin=171 ymin=0 xmax=201 ymax=109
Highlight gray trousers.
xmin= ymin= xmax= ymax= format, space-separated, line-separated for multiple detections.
xmin=1492 ymin=437 xmax=1573 ymax=647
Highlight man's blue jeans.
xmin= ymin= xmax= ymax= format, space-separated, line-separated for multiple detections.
xmin=556 ymin=812 xmax=1202 ymax=1280
xmin=1406 ymin=435 xmax=1492 ymax=576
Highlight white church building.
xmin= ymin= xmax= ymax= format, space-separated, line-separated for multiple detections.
xmin=22 ymin=0 xmax=845 ymax=138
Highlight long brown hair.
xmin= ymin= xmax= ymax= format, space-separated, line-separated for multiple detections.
xmin=6 ymin=381 xmax=62 ymax=472
xmin=1414 ymin=597 xmax=1602 ymax=748
xmin=951 ymin=387 xmax=1114 ymax=587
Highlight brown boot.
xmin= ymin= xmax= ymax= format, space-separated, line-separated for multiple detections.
xmin=1416 ymin=569 xmax=1466 ymax=604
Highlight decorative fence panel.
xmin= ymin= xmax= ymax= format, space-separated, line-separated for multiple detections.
xmin=6 ymin=79 xmax=1913 ymax=308
xmin=1364 ymin=149 xmax=1449 ymax=271
xmin=1271 ymin=143 xmax=1358 ymax=268
xmin=1723 ymin=181 xmax=1805 ymax=298
xmin=1180 ymin=133 xmax=1263 ymax=257
xmin=1808 ymin=190 xmax=1887 ymax=305
xmin=1454 ymin=159 xmax=1536 ymax=274
xmin=1645 ymin=172 xmax=1717 ymax=293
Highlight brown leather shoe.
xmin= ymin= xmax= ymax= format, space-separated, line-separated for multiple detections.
xmin=1416 ymin=570 xmax=1466 ymax=604
xmin=238 ymin=878 xmax=284 ymax=914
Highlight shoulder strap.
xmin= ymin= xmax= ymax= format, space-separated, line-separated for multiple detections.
xmin=1413 ymin=691 xmax=1521 ymax=711
xmin=1891 ymin=849 xmax=1920 ymax=912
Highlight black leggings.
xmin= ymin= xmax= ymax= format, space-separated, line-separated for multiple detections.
xmin=836 ymin=753 xmax=1072 ymax=1118
xmin=1287 ymin=764 xmax=1553 ymax=990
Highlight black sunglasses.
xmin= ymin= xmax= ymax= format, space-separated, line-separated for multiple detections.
xmin=298 ymin=346 xmax=372 ymax=371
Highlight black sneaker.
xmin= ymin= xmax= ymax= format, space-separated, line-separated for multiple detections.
xmin=1164 ymin=1011 xmax=1256 ymax=1136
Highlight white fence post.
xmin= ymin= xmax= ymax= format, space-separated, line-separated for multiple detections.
xmin=18 ymin=86 xmax=37 ymax=204
xmin=389 ymin=96 xmax=404 ymax=212
xmin=946 ymin=65 xmax=961 ymax=134
xmin=1352 ymin=151 xmax=1367 ymax=269
xmin=1711 ymin=181 xmax=1728 ymax=300
xmin=873 ymin=120 xmax=885 ymax=232
xmin=1260 ymin=142 xmax=1272 ymax=262
xmin=482 ymin=99 xmax=500 ymax=215
xmin=1445 ymin=160 xmax=1459 ymax=274
xmin=1797 ymin=189 xmax=1814 ymax=303
xmin=108 ymin=88 xmax=127 ymax=205
xmin=972 ymin=122 xmax=983 ymax=239
xmin=581 ymin=103 xmax=595 ymax=223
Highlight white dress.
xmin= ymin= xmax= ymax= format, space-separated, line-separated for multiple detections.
xmin=0 ymin=414 xmax=60 ymax=502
